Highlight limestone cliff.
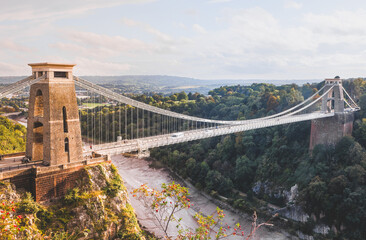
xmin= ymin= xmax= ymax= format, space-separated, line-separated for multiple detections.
xmin=0 ymin=163 xmax=145 ymax=240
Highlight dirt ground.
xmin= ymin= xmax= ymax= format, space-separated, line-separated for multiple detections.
xmin=112 ymin=155 xmax=295 ymax=240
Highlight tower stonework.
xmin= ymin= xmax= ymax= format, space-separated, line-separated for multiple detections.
xmin=309 ymin=77 xmax=354 ymax=150
xmin=321 ymin=76 xmax=344 ymax=113
xmin=26 ymin=63 xmax=83 ymax=166
xmin=309 ymin=112 xmax=354 ymax=150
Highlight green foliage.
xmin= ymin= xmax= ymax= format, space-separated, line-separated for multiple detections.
xmin=17 ymin=192 xmax=40 ymax=214
xmin=353 ymin=120 xmax=366 ymax=148
xmin=45 ymin=230 xmax=90 ymax=240
xmin=103 ymin=165 xmax=124 ymax=198
xmin=117 ymin=203 xmax=144 ymax=239
xmin=0 ymin=116 xmax=26 ymax=154
xmin=205 ymin=170 xmax=233 ymax=195
xmin=146 ymin=79 xmax=366 ymax=238
xmin=36 ymin=208 xmax=54 ymax=231
xmin=104 ymin=177 xmax=123 ymax=198
xmin=64 ymin=188 xmax=85 ymax=205
xmin=297 ymin=136 xmax=366 ymax=238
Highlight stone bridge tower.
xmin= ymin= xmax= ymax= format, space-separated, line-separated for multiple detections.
xmin=321 ymin=76 xmax=345 ymax=113
xmin=26 ymin=63 xmax=83 ymax=166
xmin=309 ymin=77 xmax=354 ymax=150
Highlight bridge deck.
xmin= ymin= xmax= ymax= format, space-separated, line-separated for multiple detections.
xmin=86 ymin=111 xmax=334 ymax=156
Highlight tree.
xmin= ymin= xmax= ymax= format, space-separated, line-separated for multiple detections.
xmin=177 ymin=92 xmax=188 ymax=101
xmin=299 ymin=176 xmax=328 ymax=220
xmin=353 ymin=121 xmax=366 ymax=149
xmin=205 ymin=170 xmax=233 ymax=196
xmin=334 ymin=136 xmax=355 ymax=164
xmin=133 ymin=182 xmax=276 ymax=240
xmin=234 ymin=156 xmax=256 ymax=192
xmin=132 ymin=182 xmax=191 ymax=238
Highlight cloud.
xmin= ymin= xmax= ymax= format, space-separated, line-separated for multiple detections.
xmin=173 ymin=7 xmax=366 ymax=79
xmin=304 ymin=10 xmax=366 ymax=36
xmin=284 ymin=0 xmax=303 ymax=9
xmin=50 ymin=28 xmax=183 ymax=72
xmin=2 ymin=2 xmax=366 ymax=79
xmin=121 ymin=18 xmax=173 ymax=43
xmin=0 ymin=40 xmax=32 ymax=53
xmin=0 ymin=0 xmax=156 ymax=22
xmin=74 ymin=58 xmax=132 ymax=76
xmin=51 ymin=30 xmax=157 ymax=59
xmin=193 ymin=24 xmax=207 ymax=34
xmin=208 ymin=0 xmax=232 ymax=3
xmin=68 ymin=31 xmax=150 ymax=52
xmin=50 ymin=8 xmax=366 ymax=78
xmin=184 ymin=9 xmax=198 ymax=16
xmin=0 ymin=61 xmax=28 ymax=76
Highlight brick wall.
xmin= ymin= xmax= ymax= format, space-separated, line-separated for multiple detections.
xmin=3 ymin=168 xmax=35 ymax=195
xmin=1 ymin=157 xmax=110 ymax=202
xmin=34 ymin=166 xmax=87 ymax=202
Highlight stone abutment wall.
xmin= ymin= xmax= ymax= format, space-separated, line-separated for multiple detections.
xmin=309 ymin=112 xmax=354 ymax=150
xmin=0 ymin=156 xmax=109 ymax=202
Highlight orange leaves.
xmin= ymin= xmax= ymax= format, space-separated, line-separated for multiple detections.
xmin=131 ymin=182 xmax=273 ymax=240
xmin=132 ymin=182 xmax=192 ymax=238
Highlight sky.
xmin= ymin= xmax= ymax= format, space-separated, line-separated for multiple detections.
xmin=1 ymin=0 xmax=366 ymax=80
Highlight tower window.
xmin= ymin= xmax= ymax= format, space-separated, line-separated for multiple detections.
xmin=63 ymin=106 xmax=68 ymax=132
xmin=54 ymin=71 xmax=68 ymax=78
xmin=64 ymin=138 xmax=69 ymax=152
xmin=34 ymin=89 xmax=44 ymax=117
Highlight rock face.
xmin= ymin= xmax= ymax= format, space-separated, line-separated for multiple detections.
xmin=0 ymin=181 xmax=20 ymax=203
xmin=252 ymin=181 xmax=332 ymax=239
xmin=0 ymin=163 xmax=145 ymax=240
xmin=276 ymin=205 xmax=309 ymax=223
xmin=253 ymin=181 xmax=310 ymax=222
xmin=64 ymin=163 xmax=145 ymax=239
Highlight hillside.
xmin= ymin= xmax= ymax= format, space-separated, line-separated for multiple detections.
xmin=0 ymin=116 xmax=26 ymax=155
xmin=146 ymin=79 xmax=366 ymax=239
xmin=0 ymin=163 xmax=145 ymax=239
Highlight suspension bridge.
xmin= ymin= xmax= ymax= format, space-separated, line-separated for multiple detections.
xmin=0 ymin=63 xmax=360 ymax=165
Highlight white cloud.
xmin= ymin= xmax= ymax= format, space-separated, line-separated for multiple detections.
xmin=74 ymin=58 xmax=132 ymax=76
xmin=173 ymin=7 xmax=366 ymax=79
xmin=193 ymin=24 xmax=207 ymax=34
xmin=0 ymin=40 xmax=32 ymax=53
xmin=121 ymin=18 xmax=173 ymax=43
xmin=67 ymin=31 xmax=151 ymax=53
xmin=48 ymin=8 xmax=366 ymax=78
xmin=284 ymin=1 xmax=303 ymax=9
xmin=184 ymin=9 xmax=198 ymax=16
xmin=1 ymin=2 xmax=366 ymax=79
xmin=0 ymin=62 xmax=28 ymax=76
xmin=304 ymin=10 xmax=366 ymax=36
xmin=0 ymin=0 xmax=156 ymax=22
xmin=208 ymin=0 xmax=232 ymax=3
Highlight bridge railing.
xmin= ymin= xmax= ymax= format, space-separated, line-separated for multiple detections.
xmin=0 ymin=162 xmax=43 ymax=173
xmin=0 ymin=75 xmax=45 ymax=99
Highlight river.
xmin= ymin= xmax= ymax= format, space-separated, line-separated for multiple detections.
xmin=112 ymin=155 xmax=294 ymax=240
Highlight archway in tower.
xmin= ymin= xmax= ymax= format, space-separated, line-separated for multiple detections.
xmin=34 ymin=89 xmax=44 ymax=117
xmin=32 ymin=121 xmax=44 ymax=161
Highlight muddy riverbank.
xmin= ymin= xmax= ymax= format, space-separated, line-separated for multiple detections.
xmin=112 ymin=155 xmax=295 ymax=239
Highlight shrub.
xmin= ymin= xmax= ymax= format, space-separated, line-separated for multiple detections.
xmin=64 ymin=188 xmax=83 ymax=205
xmin=104 ymin=177 xmax=123 ymax=198
xmin=18 ymin=192 xmax=40 ymax=214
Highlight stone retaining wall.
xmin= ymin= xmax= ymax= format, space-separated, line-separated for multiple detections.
xmin=0 ymin=156 xmax=109 ymax=202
